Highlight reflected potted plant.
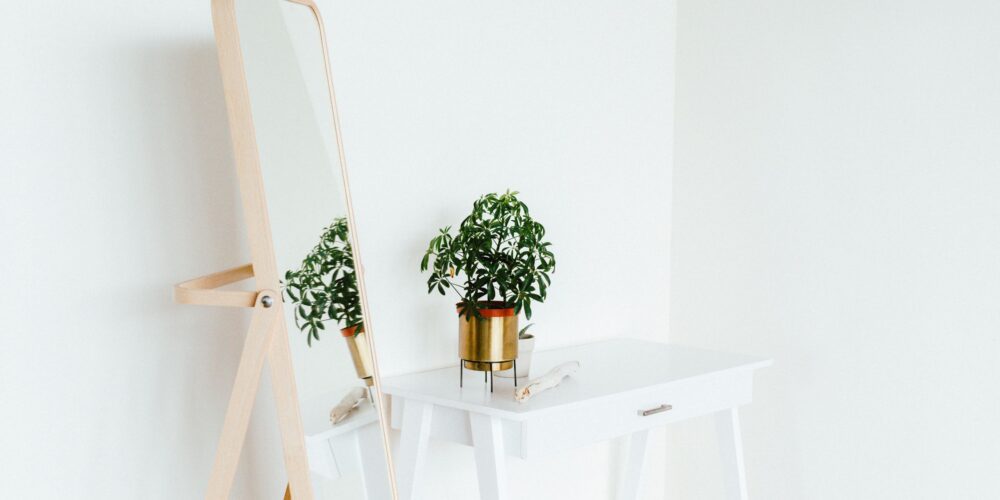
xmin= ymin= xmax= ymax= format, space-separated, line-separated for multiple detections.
xmin=421 ymin=191 xmax=555 ymax=380
xmin=283 ymin=216 xmax=373 ymax=386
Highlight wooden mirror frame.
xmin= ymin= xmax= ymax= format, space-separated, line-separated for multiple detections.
xmin=174 ymin=0 xmax=396 ymax=498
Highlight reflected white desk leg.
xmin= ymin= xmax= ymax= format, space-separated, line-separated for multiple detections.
xmin=358 ymin=422 xmax=392 ymax=500
xmin=396 ymin=400 xmax=433 ymax=500
xmin=469 ymin=413 xmax=508 ymax=500
xmin=716 ymin=408 xmax=749 ymax=500
xmin=616 ymin=429 xmax=649 ymax=500
xmin=310 ymin=475 xmax=325 ymax=500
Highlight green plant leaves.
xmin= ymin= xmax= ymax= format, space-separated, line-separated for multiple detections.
xmin=419 ymin=190 xmax=556 ymax=320
xmin=281 ymin=216 xmax=364 ymax=345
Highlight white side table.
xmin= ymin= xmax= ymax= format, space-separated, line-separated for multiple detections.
xmin=381 ymin=339 xmax=771 ymax=500
xmin=299 ymin=392 xmax=392 ymax=500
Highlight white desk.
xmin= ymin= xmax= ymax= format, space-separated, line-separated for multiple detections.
xmin=381 ymin=339 xmax=771 ymax=500
xmin=300 ymin=392 xmax=392 ymax=500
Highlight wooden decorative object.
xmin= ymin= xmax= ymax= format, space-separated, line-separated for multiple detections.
xmin=513 ymin=361 xmax=579 ymax=403
xmin=329 ymin=387 xmax=369 ymax=425
xmin=175 ymin=0 xmax=396 ymax=498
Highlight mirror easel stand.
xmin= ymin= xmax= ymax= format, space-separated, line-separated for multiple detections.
xmin=174 ymin=265 xmax=314 ymax=500
xmin=169 ymin=1 xmax=317 ymax=498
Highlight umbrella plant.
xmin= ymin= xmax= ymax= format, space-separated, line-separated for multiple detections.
xmin=283 ymin=216 xmax=362 ymax=346
xmin=421 ymin=190 xmax=555 ymax=319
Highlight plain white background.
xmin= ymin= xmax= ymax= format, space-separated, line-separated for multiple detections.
xmin=670 ymin=0 xmax=1000 ymax=499
xmin=3 ymin=0 xmax=997 ymax=499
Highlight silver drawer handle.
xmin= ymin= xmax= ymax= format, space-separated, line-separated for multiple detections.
xmin=638 ymin=404 xmax=673 ymax=416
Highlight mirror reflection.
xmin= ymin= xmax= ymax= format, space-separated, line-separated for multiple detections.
xmin=235 ymin=0 xmax=391 ymax=498
xmin=283 ymin=216 xmax=374 ymax=396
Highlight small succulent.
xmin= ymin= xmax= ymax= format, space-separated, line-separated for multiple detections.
xmin=518 ymin=323 xmax=535 ymax=339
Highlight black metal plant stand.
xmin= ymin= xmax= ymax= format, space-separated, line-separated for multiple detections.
xmin=460 ymin=359 xmax=517 ymax=392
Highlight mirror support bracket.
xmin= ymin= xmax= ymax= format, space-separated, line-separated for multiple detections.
xmin=174 ymin=263 xmax=260 ymax=308
xmin=174 ymin=264 xmax=313 ymax=499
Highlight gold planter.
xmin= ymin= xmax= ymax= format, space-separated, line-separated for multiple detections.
xmin=457 ymin=302 xmax=518 ymax=372
xmin=341 ymin=325 xmax=374 ymax=387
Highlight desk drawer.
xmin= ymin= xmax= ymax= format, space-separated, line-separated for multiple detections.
xmin=520 ymin=369 xmax=754 ymax=459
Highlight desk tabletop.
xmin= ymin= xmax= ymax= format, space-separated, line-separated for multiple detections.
xmin=301 ymin=388 xmax=379 ymax=441
xmin=380 ymin=338 xmax=771 ymax=420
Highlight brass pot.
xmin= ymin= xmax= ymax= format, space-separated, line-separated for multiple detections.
xmin=341 ymin=324 xmax=374 ymax=387
xmin=457 ymin=302 xmax=518 ymax=372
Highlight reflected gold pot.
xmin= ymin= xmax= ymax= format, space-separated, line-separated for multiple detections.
xmin=341 ymin=324 xmax=374 ymax=387
xmin=457 ymin=302 xmax=518 ymax=372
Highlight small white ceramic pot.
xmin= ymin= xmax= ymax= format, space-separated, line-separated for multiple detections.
xmin=497 ymin=334 xmax=535 ymax=379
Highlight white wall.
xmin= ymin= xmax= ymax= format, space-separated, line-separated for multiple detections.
xmin=671 ymin=1 xmax=1000 ymax=498
xmin=1 ymin=1 xmax=674 ymax=499
xmin=0 ymin=2 xmax=289 ymax=498
xmin=322 ymin=1 xmax=675 ymax=498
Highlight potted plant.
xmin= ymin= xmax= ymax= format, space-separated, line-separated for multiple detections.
xmin=283 ymin=216 xmax=373 ymax=386
xmin=421 ymin=191 xmax=555 ymax=379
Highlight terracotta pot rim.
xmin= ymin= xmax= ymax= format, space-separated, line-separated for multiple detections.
xmin=455 ymin=301 xmax=515 ymax=317
xmin=340 ymin=323 xmax=363 ymax=337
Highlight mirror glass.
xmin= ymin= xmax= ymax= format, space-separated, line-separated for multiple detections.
xmin=235 ymin=0 xmax=392 ymax=498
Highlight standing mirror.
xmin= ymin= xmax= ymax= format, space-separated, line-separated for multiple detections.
xmin=182 ymin=0 xmax=395 ymax=498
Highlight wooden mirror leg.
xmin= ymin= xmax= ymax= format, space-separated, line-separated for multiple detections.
xmin=268 ymin=322 xmax=314 ymax=499
xmin=205 ymin=294 xmax=279 ymax=500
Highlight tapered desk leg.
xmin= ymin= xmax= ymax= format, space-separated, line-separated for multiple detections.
xmin=396 ymin=400 xmax=433 ymax=500
xmin=358 ymin=422 xmax=393 ymax=500
xmin=616 ymin=429 xmax=650 ymax=500
xmin=205 ymin=297 xmax=278 ymax=500
xmin=716 ymin=408 xmax=749 ymax=500
xmin=470 ymin=413 xmax=508 ymax=500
